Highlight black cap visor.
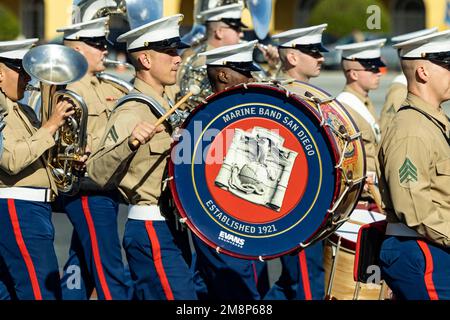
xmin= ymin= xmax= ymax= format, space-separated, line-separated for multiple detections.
xmin=129 ymin=37 xmax=190 ymax=53
xmin=66 ymin=36 xmax=109 ymax=50
xmin=221 ymin=18 xmax=247 ymax=30
xmin=0 ymin=57 xmax=24 ymax=74
xmin=426 ymin=51 xmax=450 ymax=68
xmin=345 ymin=57 xmax=386 ymax=72
xmin=224 ymin=61 xmax=261 ymax=73
xmin=280 ymin=42 xmax=329 ymax=54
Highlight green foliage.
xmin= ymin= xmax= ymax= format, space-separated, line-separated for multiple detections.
xmin=309 ymin=0 xmax=391 ymax=38
xmin=0 ymin=4 xmax=20 ymax=41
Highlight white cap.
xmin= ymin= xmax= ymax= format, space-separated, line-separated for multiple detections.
xmin=0 ymin=39 xmax=39 ymax=60
xmin=393 ymin=29 xmax=450 ymax=60
xmin=117 ymin=14 xmax=188 ymax=51
xmin=336 ymin=39 xmax=387 ymax=70
xmin=198 ymin=3 xmax=246 ymax=28
xmin=391 ymin=27 xmax=438 ymax=44
xmin=57 ymin=16 xmax=109 ymax=40
xmin=272 ymin=24 xmax=328 ymax=52
xmin=336 ymin=39 xmax=386 ymax=60
xmin=199 ymin=40 xmax=260 ymax=72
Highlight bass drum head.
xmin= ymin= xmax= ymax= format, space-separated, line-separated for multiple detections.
xmin=170 ymin=83 xmax=348 ymax=260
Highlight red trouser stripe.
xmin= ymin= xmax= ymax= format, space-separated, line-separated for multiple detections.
xmin=145 ymin=221 xmax=174 ymax=300
xmin=417 ymin=240 xmax=439 ymax=300
xmin=81 ymin=196 xmax=112 ymax=300
xmin=298 ymin=251 xmax=312 ymax=300
xmin=252 ymin=262 xmax=258 ymax=287
xmin=7 ymin=199 xmax=42 ymax=300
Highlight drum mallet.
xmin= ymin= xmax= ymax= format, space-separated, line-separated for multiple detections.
xmin=131 ymin=85 xmax=201 ymax=148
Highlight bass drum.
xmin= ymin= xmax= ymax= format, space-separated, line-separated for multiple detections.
xmin=169 ymin=82 xmax=365 ymax=260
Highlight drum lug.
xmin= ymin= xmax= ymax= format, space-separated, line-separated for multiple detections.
xmin=179 ymin=217 xmax=187 ymax=224
xmin=162 ymin=176 xmax=174 ymax=190
xmin=299 ymin=242 xmax=308 ymax=248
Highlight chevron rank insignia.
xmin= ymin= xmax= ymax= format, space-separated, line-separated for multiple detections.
xmin=108 ymin=125 xmax=119 ymax=143
xmin=399 ymin=157 xmax=418 ymax=187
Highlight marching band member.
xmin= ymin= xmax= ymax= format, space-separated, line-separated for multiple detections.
xmin=335 ymin=39 xmax=386 ymax=197
xmin=87 ymin=14 xmax=197 ymax=300
xmin=378 ymin=30 xmax=450 ymax=300
xmin=56 ymin=17 xmax=131 ymax=300
xmin=0 ymin=39 xmax=74 ymax=299
xmin=264 ymin=24 xmax=329 ymax=300
xmin=175 ymin=3 xmax=245 ymax=110
xmin=189 ymin=40 xmax=269 ymax=300
xmin=379 ymin=28 xmax=438 ymax=133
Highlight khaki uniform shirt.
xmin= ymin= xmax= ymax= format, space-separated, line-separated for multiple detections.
xmin=0 ymin=93 xmax=57 ymax=195
xmin=66 ymin=74 xmax=125 ymax=153
xmin=378 ymin=93 xmax=450 ymax=247
xmin=339 ymin=85 xmax=380 ymax=174
xmin=380 ymin=82 xmax=407 ymax=133
xmin=87 ymin=78 xmax=172 ymax=205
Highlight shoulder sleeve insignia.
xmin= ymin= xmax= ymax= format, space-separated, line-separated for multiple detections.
xmin=108 ymin=125 xmax=119 ymax=143
xmin=399 ymin=157 xmax=418 ymax=187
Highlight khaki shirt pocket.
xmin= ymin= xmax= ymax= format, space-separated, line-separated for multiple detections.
xmin=436 ymin=158 xmax=450 ymax=176
xmin=148 ymin=134 xmax=171 ymax=155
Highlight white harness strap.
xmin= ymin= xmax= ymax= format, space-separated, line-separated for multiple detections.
xmin=336 ymin=91 xmax=381 ymax=143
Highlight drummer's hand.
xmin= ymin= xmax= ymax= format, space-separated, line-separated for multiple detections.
xmin=363 ymin=174 xmax=375 ymax=192
xmin=129 ymin=121 xmax=164 ymax=150
xmin=259 ymin=44 xmax=280 ymax=70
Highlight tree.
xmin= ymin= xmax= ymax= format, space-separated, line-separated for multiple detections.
xmin=309 ymin=0 xmax=391 ymax=38
xmin=0 ymin=4 xmax=20 ymax=41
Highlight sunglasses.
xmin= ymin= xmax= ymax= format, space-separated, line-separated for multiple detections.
xmin=83 ymin=39 xmax=108 ymax=50
xmin=345 ymin=66 xmax=381 ymax=74
xmin=221 ymin=25 xmax=242 ymax=33
xmin=2 ymin=59 xmax=26 ymax=74
xmin=297 ymin=48 xmax=324 ymax=59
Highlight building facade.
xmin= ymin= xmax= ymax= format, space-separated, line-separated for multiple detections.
xmin=1 ymin=0 xmax=449 ymax=41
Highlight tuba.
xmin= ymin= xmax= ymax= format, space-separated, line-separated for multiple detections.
xmin=23 ymin=44 xmax=89 ymax=194
xmin=96 ymin=69 xmax=134 ymax=94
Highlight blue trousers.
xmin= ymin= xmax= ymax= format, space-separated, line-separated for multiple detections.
xmin=59 ymin=192 xmax=131 ymax=300
xmin=264 ymin=241 xmax=325 ymax=300
xmin=191 ymin=235 xmax=269 ymax=300
xmin=0 ymin=198 xmax=61 ymax=300
xmin=380 ymin=236 xmax=450 ymax=300
xmin=123 ymin=218 xmax=197 ymax=300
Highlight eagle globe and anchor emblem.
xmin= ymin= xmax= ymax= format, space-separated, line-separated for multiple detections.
xmin=214 ymin=127 xmax=298 ymax=211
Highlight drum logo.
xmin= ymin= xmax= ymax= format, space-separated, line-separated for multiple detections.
xmin=170 ymin=84 xmax=340 ymax=259
xmin=214 ymin=127 xmax=298 ymax=211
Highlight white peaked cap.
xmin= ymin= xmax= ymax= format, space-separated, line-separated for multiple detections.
xmin=336 ymin=39 xmax=386 ymax=60
xmin=0 ymin=39 xmax=39 ymax=60
xmin=57 ymin=17 xmax=109 ymax=40
xmin=200 ymin=40 xmax=258 ymax=66
xmin=117 ymin=14 xmax=186 ymax=51
xmin=198 ymin=3 xmax=244 ymax=22
xmin=391 ymin=27 xmax=438 ymax=44
xmin=393 ymin=29 xmax=450 ymax=58
xmin=272 ymin=24 xmax=328 ymax=48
